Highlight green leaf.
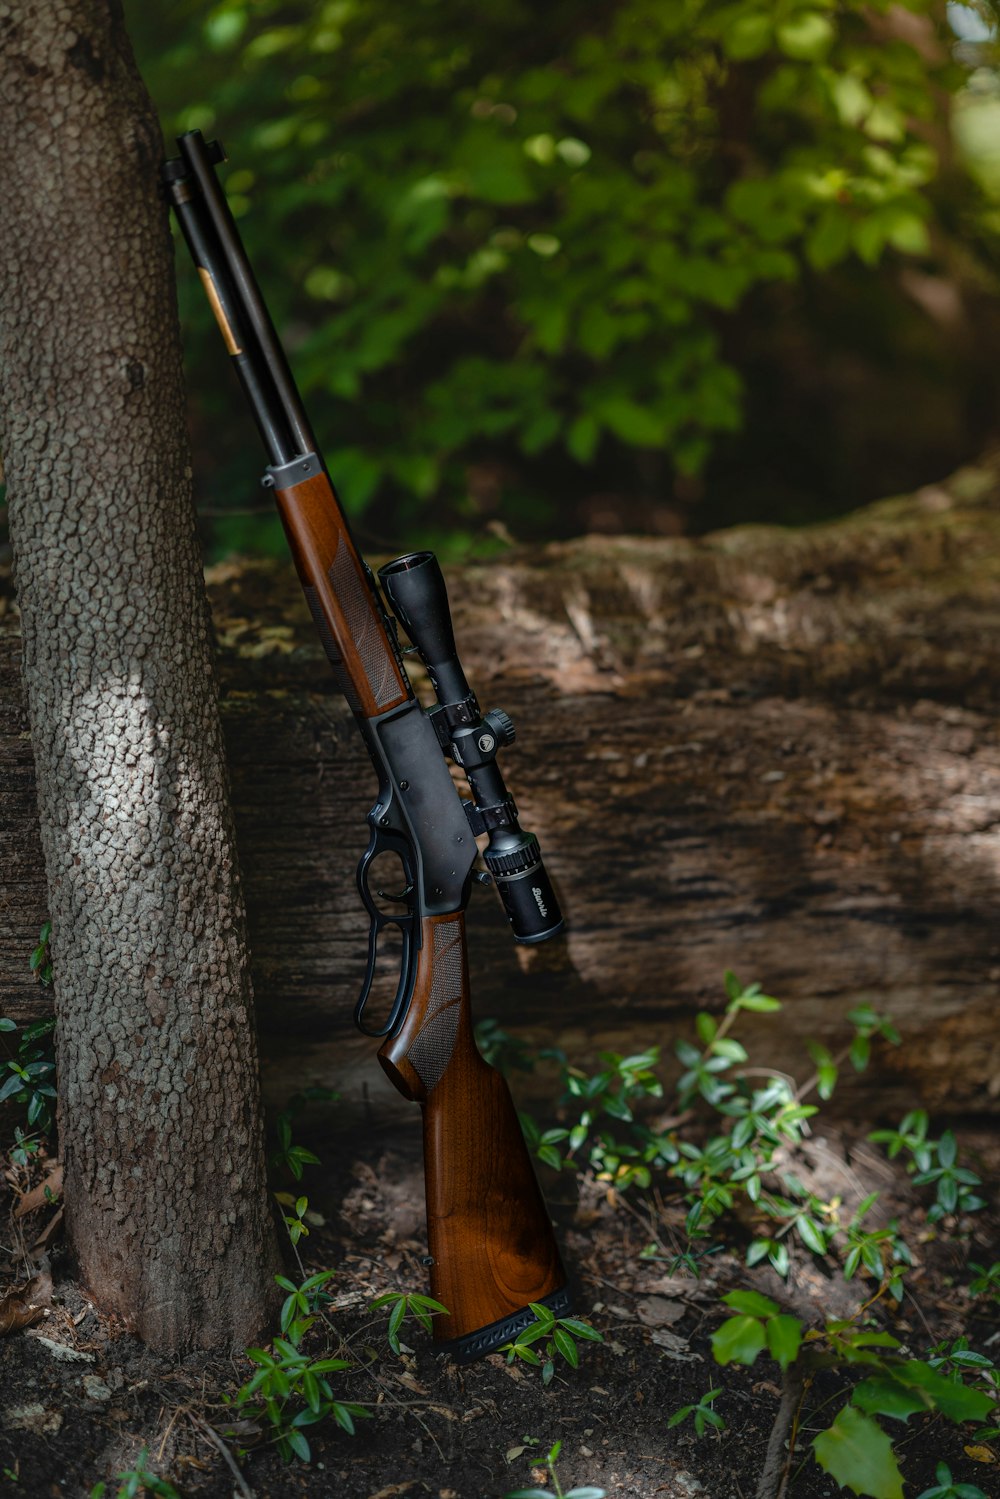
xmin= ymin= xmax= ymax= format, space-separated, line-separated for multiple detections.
xmin=410 ymin=1296 xmax=449 ymax=1315
xmin=332 ymin=1402 xmax=357 ymax=1434
xmin=0 ymin=1018 xmax=16 ymax=1032
xmin=851 ymin=1376 xmax=928 ymax=1422
xmin=812 ymin=1405 xmax=904 ymax=1499
xmin=528 ymin=1301 xmax=556 ymax=1325
xmin=723 ymin=13 xmax=773 ymax=61
xmin=711 ymin=1315 xmax=766 ymax=1367
xmin=696 ymin=1012 xmax=717 ymax=1045
xmin=558 ymin=1318 xmax=604 ymax=1342
xmin=831 ymin=73 xmax=873 ymax=127
xmin=286 ymin=1428 xmax=311 ymax=1462
xmin=776 ymin=13 xmax=835 ymax=61
xmin=567 ymin=414 xmax=600 ymax=464
xmin=797 ymin=1216 xmax=828 ymax=1255
xmin=596 ymin=395 xmax=664 ymax=447
xmin=769 ymin=1241 xmax=790 ymax=1278
xmin=552 ymin=1325 xmax=579 ymax=1367
xmin=735 ymin=992 xmax=781 ymax=1013
xmin=816 ymin=1060 xmax=839 ymax=1100
xmin=721 ymin=1289 xmax=780 ymax=1319
xmin=895 ymin=1360 xmax=994 ymax=1422
xmin=766 ymin=1315 xmax=803 ymax=1371
xmin=711 ymin=1038 xmax=748 ymax=1063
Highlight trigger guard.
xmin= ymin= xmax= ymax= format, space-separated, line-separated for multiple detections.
xmin=356 ymin=820 xmax=414 ymax=917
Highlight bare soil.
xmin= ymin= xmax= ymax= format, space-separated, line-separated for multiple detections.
xmin=1 ymin=1117 xmax=997 ymax=1499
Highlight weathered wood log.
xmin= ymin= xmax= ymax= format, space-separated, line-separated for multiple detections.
xmin=3 ymin=457 xmax=1000 ymax=1121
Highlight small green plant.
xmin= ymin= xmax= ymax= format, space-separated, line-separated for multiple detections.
xmin=89 ymin=1448 xmax=181 ymax=1498
xmin=0 ymin=1016 xmax=56 ymax=1133
xmin=666 ymin=1386 xmax=726 ymax=1437
xmin=8 ymin=1126 xmax=43 ymax=1168
xmin=269 ymin=1114 xmax=322 ymax=1182
xmin=268 ymin=1086 xmax=338 ymax=1181
xmin=501 ymin=1301 xmax=604 ymax=1385
xmin=967 ymin=1260 xmax=1000 ymax=1301
xmin=504 ymin=1439 xmax=605 ymax=1499
xmin=709 ymin=1291 xmax=995 ymax=1499
xmin=370 ymin=1290 xmax=449 ymax=1354
xmin=231 ymin=1273 xmax=368 ymax=1463
xmin=915 ymin=1464 xmax=989 ymax=1499
xmin=274 ymin=1268 xmax=337 ymax=1332
xmin=639 ymin=1240 xmax=724 ymax=1277
xmin=515 ymin=972 xmax=947 ymax=1294
xmin=869 ymin=1112 xmax=986 ymax=1222
xmin=476 ymin=1018 xmax=548 ymax=1073
xmin=523 ymin=1046 xmax=670 ymax=1188
xmin=925 ymin=1336 xmax=1000 ymax=1443
xmin=274 ymin=1193 xmax=312 ymax=1247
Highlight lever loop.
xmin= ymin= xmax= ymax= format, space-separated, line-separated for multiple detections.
xmin=353 ymin=826 xmax=420 ymax=1038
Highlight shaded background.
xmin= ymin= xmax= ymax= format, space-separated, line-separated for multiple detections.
xmin=8 ymin=0 xmax=1000 ymax=556
xmin=133 ymin=3 xmax=1000 ymax=553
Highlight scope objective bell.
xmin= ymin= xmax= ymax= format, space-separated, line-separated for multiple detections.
xmin=484 ymin=832 xmax=564 ymax=943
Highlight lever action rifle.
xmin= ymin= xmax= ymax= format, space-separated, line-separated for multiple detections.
xmin=161 ymin=130 xmax=569 ymax=1361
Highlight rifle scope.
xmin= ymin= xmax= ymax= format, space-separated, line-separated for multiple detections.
xmin=379 ymin=552 xmax=564 ymax=944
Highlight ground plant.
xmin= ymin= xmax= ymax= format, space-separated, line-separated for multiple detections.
xmin=502 ymin=1438 xmax=605 ymax=1499
xmin=501 ymin=973 xmax=995 ymax=1496
xmin=3 ymin=922 xmax=994 ymax=1496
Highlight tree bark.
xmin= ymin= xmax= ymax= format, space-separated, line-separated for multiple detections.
xmin=0 ymin=0 xmax=280 ymax=1350
xmin=4 ymin=447 xmax=1000 ymax=1125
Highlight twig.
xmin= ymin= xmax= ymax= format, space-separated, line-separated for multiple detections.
xmin=188 ymin=1413 xmax=255 ymax=1499
xmin=754 ymin=1366 xmax=806 ymax=1499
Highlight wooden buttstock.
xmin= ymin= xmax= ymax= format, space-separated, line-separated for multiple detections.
xmin=378 ymin=913 xmax=567 ymax=1359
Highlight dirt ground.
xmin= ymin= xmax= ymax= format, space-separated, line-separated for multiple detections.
xmin=0 ymin=1115 xmax=997 ymax=1499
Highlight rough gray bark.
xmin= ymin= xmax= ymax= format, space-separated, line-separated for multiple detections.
xmin=0 ymin=0 xmax=280 ymax=1349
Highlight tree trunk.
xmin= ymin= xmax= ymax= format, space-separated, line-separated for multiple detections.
xmin=0 ymin=0 xmax=280 ymax=1350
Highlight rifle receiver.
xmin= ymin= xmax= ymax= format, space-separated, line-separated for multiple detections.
xmin=379 ymin=552 xmax=564 ymax=943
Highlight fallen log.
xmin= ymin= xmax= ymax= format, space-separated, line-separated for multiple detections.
xmin=2 ymin=456 xmax=999 ymax=1120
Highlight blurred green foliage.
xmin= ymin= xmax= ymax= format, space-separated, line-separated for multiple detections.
xmin=124 ymin=0 xmax=998 ymax=551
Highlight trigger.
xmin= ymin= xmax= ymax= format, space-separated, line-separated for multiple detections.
xmin=375 ymin=881 xmax=415 ymax=904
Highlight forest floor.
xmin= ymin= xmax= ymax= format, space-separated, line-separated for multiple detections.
xmin=0 ymin=1115 xmax=997 ymax=1499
